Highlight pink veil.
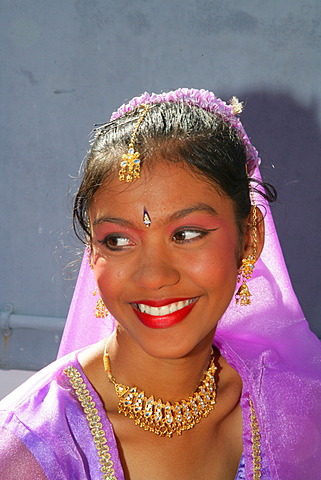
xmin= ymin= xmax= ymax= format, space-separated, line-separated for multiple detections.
xmin=58 ymin=89 xmax=321 ymax=479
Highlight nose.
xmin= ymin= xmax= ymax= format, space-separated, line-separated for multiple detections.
xmin=134 ymin=246 xmax=180 ymax=290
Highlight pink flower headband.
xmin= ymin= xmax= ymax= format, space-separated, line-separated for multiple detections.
xmin=111 ymin=88 xmax=260 ymax=176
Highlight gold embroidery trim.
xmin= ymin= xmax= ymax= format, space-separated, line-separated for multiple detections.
xmin=249 ymin=397 xmax=262 ymax=479
xmin=64 ymin=366 xmax=118 ymax=480
xmin=64 ymin=366 xmax=261 ymax=479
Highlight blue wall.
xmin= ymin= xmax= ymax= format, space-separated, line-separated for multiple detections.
xmin=1 ymin=0 xmax=320 ymax=368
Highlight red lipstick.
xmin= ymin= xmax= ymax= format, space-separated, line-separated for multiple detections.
xmin=132 ymin=298 xmax=198 ymax=329
xmin=134 ymin=298 xmax=191 ymax=307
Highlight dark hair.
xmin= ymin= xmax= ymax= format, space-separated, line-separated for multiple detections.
xmin=73 ymin=101 xmax=276 ymax=242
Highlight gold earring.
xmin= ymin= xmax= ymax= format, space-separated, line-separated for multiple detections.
xmin=235 ymin=201 xmax=258 ymax=306
xmin=235 ymin=254 xmax=256 ymax=305
xmin=93 ymin=289 xmax=109 ymax=318
xmin=86 ymin=244 xmax=94 ymax=269
xmin=95 ymin=299 xmax=109 ymax=318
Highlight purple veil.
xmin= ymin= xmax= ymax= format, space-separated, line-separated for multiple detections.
xmin=58 ymin=89 xmax=321 ymax=479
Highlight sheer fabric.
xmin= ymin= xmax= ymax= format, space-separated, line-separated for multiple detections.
xmin=58 ymin=166 xmax=321 ymax=478
xmin=1 ymin=89 xmax=321 ymax=478
xmin=0 ymin=351 xmax=247 ymax=480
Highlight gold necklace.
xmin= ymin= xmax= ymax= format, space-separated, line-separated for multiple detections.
xmin=103 ymin=346 xmax=217 ymax=437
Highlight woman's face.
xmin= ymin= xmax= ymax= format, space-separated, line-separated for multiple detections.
xmin=89 ymin=160 xmax=250 ymax=359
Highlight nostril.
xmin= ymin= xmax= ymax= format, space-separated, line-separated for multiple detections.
xmin=134 ymin=261 xmax=180 ymax=290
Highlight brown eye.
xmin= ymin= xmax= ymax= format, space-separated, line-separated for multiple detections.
xmin=101 ymin=235 xmax=134 ymax=250
xmin=172 ymin=229 xmax=208 ymax=244
xmin=173 ymin=231 xmax=187 ymax=242
xmin=106 ymin=236 xmax=119 ymax=247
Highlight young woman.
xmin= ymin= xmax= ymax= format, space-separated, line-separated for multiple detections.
xmin=1 ymin=88 xmax=320 ymax=479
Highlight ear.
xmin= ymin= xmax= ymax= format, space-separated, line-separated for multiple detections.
xmin=240 ymin=206 xmax=265 ymax=264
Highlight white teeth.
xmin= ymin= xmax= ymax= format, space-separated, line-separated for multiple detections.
xmin=169 ymin=303 xmax=176 ymax=314
xmin=135 ymin=298 xmax=195 ymax=317
xmin=159 ymin=305 xmax=170 ymax=316
xmin=177 ymin=301 xmax=184 ymax=310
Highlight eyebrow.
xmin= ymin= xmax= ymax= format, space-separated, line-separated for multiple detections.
xmin=93 ymin=216 xmax=136 ymax=227
xmin=167 ymin=203 xmax=219 ymax=223
xmin=93 ymin=203 xmax=218 ymax=228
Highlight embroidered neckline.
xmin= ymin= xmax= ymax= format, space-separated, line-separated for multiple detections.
xmin=64 ymin=366 xmax=118 ymax=480
xmin=64 ymin=365 xmax=262 ymax=480
xmin=249 ymin=397 xmax=262 ymax=479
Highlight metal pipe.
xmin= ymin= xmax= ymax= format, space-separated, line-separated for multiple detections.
xmin=1 ymin=304 xmax=65 ymax=336
xmin=9 ymin=314 xmax=65 ymax=332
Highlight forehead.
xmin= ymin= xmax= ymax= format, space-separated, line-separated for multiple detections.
xmin=89 ymin=160 xmax=234 ymax=222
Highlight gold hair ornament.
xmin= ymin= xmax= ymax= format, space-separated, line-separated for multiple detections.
xmin=229 ymin=96 xmax=243 ymax=115
xmin=119 ymin=104 xmax=149 ymax=182
xmin=103 ymin=346 xmax=217 ymax=437
xmin=235 ymin=195 xmax=258 ymax=306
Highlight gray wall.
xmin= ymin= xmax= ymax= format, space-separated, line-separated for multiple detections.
xmin=1 ymin=0 xmax=321 ymax=369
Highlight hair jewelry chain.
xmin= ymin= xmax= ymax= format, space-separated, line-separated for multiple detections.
xmin=235 ymin=193 xmax=258 ymax=306
xmin=119 ymin=104 xmax=149 ymax=182
xmin=103 ymin=346 xmax=217 ymax=437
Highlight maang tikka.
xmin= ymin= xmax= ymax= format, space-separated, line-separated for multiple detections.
xmin=119 ymin=103 xmax=149 ymax=182
xmin=86 ymin=245 xmax=109 ymax=318
xmin=235 ymin=197 xmax=258 ymax=306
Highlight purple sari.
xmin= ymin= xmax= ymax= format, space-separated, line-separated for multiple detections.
xmin=1 ymin=89 xmax=320 ymax=479
xmin=0 ymin=350 xmax=247 ymax=480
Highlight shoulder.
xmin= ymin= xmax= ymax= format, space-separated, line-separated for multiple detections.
xmin=0 ymin=351 xmax=83 ymax=479
xmin=0 ymin=345 xmax=122 ymax=479
xmin=0 ymin=350 xmax=82 ymax=430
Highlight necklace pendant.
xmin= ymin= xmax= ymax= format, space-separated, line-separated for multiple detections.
xmin=154 ymin=400 xmax=163 ymax=422
xmin=165 ymin=402 xmax=174 ymax=425
xmin=104 ymin=345 xmax=217 ymax=437
xmin=133 ymin=391 xmax=144 ymax=413
xmin=190 ymin=397 xmax=200 ymax=417
xmin=115 ymin=383 xmax=129 ymax=397
xmin=143 ymin=396 xmax=154 ymax=419
xmin=120 ymin=387 xmax=138 ymax=411
xmin=173 ymin=403 xmax=183 ymax=425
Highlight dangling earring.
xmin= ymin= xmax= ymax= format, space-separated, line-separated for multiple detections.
xmin=93 ymin=289 xmax=109 ymax=318
xmin=235 ymin=198 xmax=258 ymax=306
xmin=87 ymin=248 xmax=109 ymax=318
xmin=235 ymin=254 xmax=256 ymax=305
xmin=86 ymin=244 xmax=94 ymax=270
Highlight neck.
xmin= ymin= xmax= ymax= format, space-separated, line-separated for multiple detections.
xmin=104 ymin=327 xmax=216 ymax=403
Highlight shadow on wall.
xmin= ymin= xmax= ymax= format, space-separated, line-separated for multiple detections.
xmin=237 ymin=90 xmax=321 ymax=336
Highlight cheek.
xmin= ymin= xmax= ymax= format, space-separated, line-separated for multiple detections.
xmin=93 ymin=257 xmax=129 ymax=299
xmin=188 ymin=256 xmax=238 ymax=290
xmin=187 ymin=238 xmax=239 ymax=282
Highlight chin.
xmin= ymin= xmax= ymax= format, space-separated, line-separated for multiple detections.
xmin=136 ymin=330 xmax=215 ymax=361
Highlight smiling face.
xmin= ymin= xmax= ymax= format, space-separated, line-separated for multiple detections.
xmin=89 ymin=160 xmax=250 ymax=359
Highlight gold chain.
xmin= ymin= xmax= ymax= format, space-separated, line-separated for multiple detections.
xmin=250 ymin=191 xmax=258 ymax=259
xmin=119 ymin=104 xmax=149 ymax=182
xmin=103 ymin=348 xmax=217 ymax=437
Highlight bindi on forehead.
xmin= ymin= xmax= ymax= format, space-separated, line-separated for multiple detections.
xmin=143 ymin=208 xmax=152 ymax=227
xmin=92 ymin=203 xmax=220 ymax=230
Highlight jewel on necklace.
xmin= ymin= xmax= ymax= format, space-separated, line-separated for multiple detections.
xmin=103 ymin=345 xmax=217 ymax=437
